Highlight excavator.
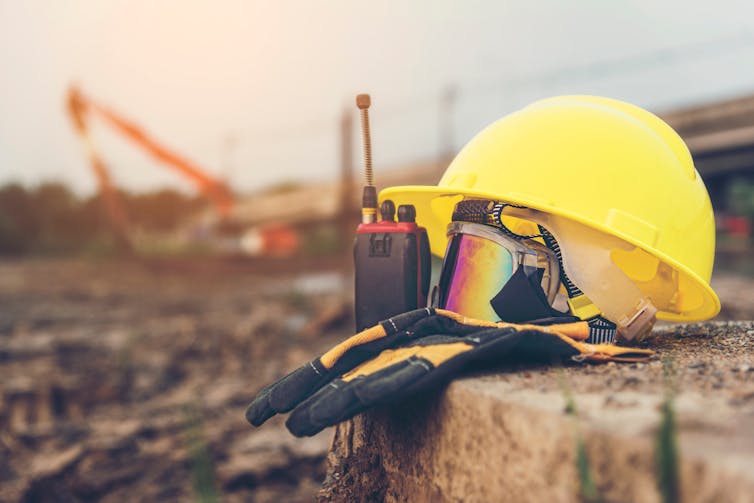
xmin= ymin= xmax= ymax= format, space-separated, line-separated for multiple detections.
xmin=66 ymin=86 xmax=298 ymax=256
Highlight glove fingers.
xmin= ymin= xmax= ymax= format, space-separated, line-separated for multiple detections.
xmin=286 ymin=359 xmax=429 ymax=437
xmin=246 ymin=308 xmax=496 ymax=429
xmin=245 ymin=361 xmax=328 ymax=426
xmin=245 ymin=382 xmax=276 ymax=426
xmin=268 ymin=362 xmax=328 ymax=413
xmin=286 ymin=329 xmax=525 ymax=437
xmin=285 ymin=382 xmax=348 ymax=437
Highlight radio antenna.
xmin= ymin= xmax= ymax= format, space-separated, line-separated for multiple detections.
xmin=356 ymin=94 xmax=377 ymax=223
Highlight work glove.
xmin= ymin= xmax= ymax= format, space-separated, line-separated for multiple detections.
xmin=246 ymin=308 xmax=652 ymax=437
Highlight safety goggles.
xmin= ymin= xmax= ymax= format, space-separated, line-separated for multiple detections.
xmin=436 ymin=221 xmax=561 ymax=323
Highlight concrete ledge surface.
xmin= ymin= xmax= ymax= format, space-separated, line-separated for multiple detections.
xmin=317 ymin=322 xmax=754 ymax=502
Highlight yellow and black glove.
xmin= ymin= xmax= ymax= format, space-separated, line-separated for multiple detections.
xmin=246 ymin=308 xmax=652 ymax=437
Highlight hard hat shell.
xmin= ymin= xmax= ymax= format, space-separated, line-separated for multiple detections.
xmin=380 ymin=95 xmax=720 ymax=322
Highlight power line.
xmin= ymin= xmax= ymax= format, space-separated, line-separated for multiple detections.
xmin=461 ymin=30 xmax=754 ymax=100
xmin=227 ymin=30 xmax=754 ymax=161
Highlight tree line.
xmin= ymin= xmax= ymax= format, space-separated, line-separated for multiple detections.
xmin=0 ymin=182 xmax=206 ymax=255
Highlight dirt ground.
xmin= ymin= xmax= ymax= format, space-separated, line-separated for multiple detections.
xmin=0 ymin=258 xmax=353 ymax=502
xmin=0 ymin=258 xmax=752 ymax=502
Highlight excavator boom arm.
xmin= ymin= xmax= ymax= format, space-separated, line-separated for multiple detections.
xmin=67 ymin=87 xmax=234 ymax=217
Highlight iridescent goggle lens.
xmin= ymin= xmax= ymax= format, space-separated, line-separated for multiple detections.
xmin=437 ymin=222 xmax=560 ymax=321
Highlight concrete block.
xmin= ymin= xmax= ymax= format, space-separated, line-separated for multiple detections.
xmin=318 ymin=322 xmax=754 ymax=502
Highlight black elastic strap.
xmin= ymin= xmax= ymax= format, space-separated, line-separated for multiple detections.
xmin=490 ymin=268 xmax=565 ymax=323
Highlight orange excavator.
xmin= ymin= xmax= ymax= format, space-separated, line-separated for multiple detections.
xmin=66 ymin=86 xmax=234 ymax=250
xmin=66 ymin=87 xmax=299 ymax=256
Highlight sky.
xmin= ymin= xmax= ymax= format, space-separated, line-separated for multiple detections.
xmin=2 ymin=0 xmax=754 ymax=197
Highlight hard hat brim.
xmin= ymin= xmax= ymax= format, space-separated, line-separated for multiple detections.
xmin=380 ymin=184 xmax=721 ymax=323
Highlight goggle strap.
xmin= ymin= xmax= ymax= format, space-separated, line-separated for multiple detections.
xmin=538 ymin=226 xmax=583 ymax=298
xmin=452 ymin=200 xmax=543 ymax=239
xmin=586 ymin=316 xmax=617 ymax=345
xmin=490 ymin=203 xmax=543 ymax=239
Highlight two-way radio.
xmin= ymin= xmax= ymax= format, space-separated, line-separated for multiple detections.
xmin=353 ymin=94 xmax=431 ymax=331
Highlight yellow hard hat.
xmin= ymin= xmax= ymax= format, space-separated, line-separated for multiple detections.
xmin=380 ymin=95 xmax=720 ymax=323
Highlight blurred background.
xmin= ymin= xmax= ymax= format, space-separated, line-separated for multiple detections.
xmin=3 ymin=1 xmax=754 ymax=501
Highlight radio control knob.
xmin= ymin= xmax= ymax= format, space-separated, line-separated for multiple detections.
xmin=397 ymin=204 xmax=416 ymax=223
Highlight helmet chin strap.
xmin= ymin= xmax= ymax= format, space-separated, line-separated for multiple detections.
xmin=502 ymin=206 xmax=657 ymax=342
